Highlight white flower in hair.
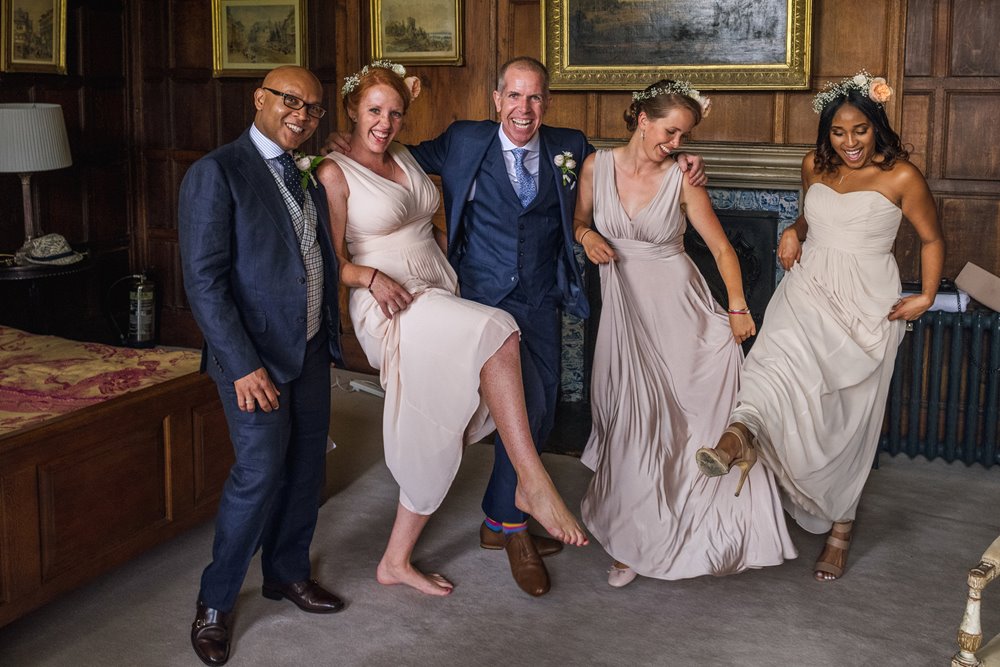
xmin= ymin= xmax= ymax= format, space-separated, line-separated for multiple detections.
xmin=341 ymin=60 xmax=408 ymax=98
xmin=812 ymin=69 xmax=894 ymax=114
xmin=632 ymin=80 xmax=712 ymax=117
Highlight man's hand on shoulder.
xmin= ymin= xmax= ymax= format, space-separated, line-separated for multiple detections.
xmin=677 ymin=153 xmax=708 ymax=187
xmin=321 ymin=131 xmax=352 ymax=155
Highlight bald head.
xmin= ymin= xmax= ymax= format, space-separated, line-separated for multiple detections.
xmin=253 ymin=66 xmax=324 ymax=151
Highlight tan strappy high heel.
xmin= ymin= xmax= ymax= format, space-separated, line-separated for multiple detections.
xmin=695 ymin=425 xmax=758 ymax=496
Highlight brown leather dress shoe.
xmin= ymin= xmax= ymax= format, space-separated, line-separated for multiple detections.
xmin=479 ymin=522 xmax=563 ymax=557
xmin=262 ymin=579 xmax=345 ymax=613
xmin=504 ymin=531 xmax=551 ymax=597
xmin=191 ymin=603 xmax=232 ymax=666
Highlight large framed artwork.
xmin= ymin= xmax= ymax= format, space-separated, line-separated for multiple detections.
xmin=371 ymin=0 xmax=462 ymax=65
xmin=543 ymin=0 xmax=813 ymax=90
xmin=212 ymin=0 xmax=305 ymax=77
xmin=0 ymin=0 xmax=67 ymax=74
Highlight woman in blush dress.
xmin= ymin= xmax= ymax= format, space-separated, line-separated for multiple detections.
xmin=696 ymin=71 xmax=944 ymax=581
xmin=574 ymin=80 xmax=797 ymax=588
xmin=315 ymin=62 xmax=587 ymax=596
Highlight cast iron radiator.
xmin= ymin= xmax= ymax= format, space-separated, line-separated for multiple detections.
xmin=881 ymin=310 xmax=1000 ymax=467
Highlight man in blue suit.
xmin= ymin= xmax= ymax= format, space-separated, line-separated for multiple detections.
xmin=403 ymin=57 xmax=589 ymax=596
xmin=179 ymin=66 xmax=344 ymax=666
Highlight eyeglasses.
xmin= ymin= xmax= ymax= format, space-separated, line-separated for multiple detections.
xmin=262 ymin=87 xmax=326 ymax=119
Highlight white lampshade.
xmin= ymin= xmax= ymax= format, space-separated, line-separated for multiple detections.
xmin=0 ymin=103 xmax=73 ymax=173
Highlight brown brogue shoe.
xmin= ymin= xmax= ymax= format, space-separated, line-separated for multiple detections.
xmin=504 ymin=531 xmax=551 ymax=597
xmin=479 ymin=522 xmax=563 ymax=557
xmin=191 ymin=603 xmax=232 ymax=666
xmin=261 ymin=579 xmax=345 ymax=613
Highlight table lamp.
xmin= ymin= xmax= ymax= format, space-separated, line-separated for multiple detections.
xmin=0 ymin=103 xmax=73 ymax=263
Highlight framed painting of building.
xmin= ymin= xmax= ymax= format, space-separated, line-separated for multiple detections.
xmin=371 ymin=0 xmax=462 ymax=66
xmin=212 ymin=0 xmax=305 ymax=77
xmin=1 ymin=0 xmax=67 ymax=74
xmin=543 ymin=0 xmax=812 ymax=90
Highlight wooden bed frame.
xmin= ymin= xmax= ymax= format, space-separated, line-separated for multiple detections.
xmin=0 ymin=370 xmax=232 ymax=628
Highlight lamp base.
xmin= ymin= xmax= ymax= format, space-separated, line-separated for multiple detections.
xmin=14 ymin=236 xmax=36 ymax=266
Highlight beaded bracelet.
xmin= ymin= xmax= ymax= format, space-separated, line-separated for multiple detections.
xmin=367 ymin=268 xmax=378 ymax=292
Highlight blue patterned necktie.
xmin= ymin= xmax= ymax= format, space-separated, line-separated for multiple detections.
xmin=512 ymin=147 xmax=536 ymax=207
xmin=276 ymin=152 xmax=305 ymax=209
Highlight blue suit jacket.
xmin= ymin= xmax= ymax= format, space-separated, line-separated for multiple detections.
xmin=409 ymin=121 xmax=592 ymax=319
xmin=178 ymin=129 xmax=343 ymax=385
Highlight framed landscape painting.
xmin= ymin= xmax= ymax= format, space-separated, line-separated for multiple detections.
xmin=212 ymin=0 xmax=305 ymax=77
xmin=543 ymin=0 xmax=812 ymax=90
xmin=371 ymin=0 xmax=462 ymax=65
xmin=1 ymin=0 xmax=67 ymax=74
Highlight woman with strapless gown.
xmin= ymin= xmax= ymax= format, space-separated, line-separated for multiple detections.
xmin=574 ymin=80 xmax=797 ymax=586
xmin=316 ymin=62 xmax=587 ymax=596
xmin=696 ymin=73 xmax=944 ymax=582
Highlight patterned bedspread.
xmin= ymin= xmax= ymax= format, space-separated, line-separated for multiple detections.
xmin=0 ymin=326 xmax=201 ymax=434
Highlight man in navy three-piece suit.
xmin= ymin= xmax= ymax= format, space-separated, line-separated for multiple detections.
xmin=179 ymin=66 xmax=344 ymax=666
xmin=405 ymin=57 xmax=592 ymax=597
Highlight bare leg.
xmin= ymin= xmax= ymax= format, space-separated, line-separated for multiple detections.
xmin=480 ymin=334 xmax=588 ymax=547
xmin=376 ymin=503 xmax=454 ymax=596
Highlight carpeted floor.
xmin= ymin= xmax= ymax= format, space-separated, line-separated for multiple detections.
xmin=1 ymin=369 xmax=997 ymax=666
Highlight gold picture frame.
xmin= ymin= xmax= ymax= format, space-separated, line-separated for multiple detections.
xmin=371 ymin=0 xmax=462 ymax=66
xmin=543 ymin=0 xmax=813 ymax=90
xmin=1 ymin=0 xmax=67 ymax=74
xmin=212 ymin=0 xmax=306 ymax=78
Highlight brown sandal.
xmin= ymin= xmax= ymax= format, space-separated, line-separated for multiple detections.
xmin=814 ymin=521 xmax=854 ymax=581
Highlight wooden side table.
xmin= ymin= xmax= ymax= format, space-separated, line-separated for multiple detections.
xmin=0 ymin=256 xmax=94 ymax=334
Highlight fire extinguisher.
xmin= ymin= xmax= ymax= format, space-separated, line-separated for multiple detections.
xmin=106 ymin=272 xmax=157 ymax=347
xmin=127 ymin=273 xmax=156 ymax=347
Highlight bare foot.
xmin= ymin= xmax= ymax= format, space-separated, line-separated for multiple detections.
xmin=514 ymin=476 xmax=588 ymax=547
xmin=814 ymin=521 xmax=853 ymax=581
xmin=376 ymin=560 xmax=454 ymax=596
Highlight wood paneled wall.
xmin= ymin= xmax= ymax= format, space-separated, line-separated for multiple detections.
xmin=2 ymin=1 xmax=995 ymax=347
xmin=899 ymin=0 xmax=1000 ymax=283
xmin=0 ymin=0 xmax=130 ymax=341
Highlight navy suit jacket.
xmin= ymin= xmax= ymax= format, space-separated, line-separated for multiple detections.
xmin=178 ymin=129 xmax=343 ymax=385
xmin=409 ymin=121 xmax=592 ymax=320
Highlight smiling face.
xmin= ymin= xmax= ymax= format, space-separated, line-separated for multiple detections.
xmin=639 ymin=107 xmax=696 ymax=161
xmin=493 ymin=65 xmax=549 ymax=146
xmin=253 ymin=66 xmax=323 ymax=151
xmin=829 ymin=103 xmax=876 ymax=168
xmin=348 ymin=83 xmax=405 ymax=155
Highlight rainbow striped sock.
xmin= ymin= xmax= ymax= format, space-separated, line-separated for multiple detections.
xmin=483 ymin=517 xmax=502 ymax=533
xmin=501 ymin=521 xmax=528 ymax=535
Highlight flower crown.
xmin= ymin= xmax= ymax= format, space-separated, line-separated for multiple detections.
xmin=812 ymin=69 xmax=893 ymax=114
xmin=632 ymin=80 xmax=712 ymax=117
xmin=341 ymin=59 xmax=421 ymax=101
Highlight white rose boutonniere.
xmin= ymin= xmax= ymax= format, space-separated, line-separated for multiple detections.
xmin=293 ymin=152 xmax=325 ymax=188
xmin=554 ymin=151 xmax=577 ymax=189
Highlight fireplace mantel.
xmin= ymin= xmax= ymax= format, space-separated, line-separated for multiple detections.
xmin=593 ymin=140 xmax=811 ymax=192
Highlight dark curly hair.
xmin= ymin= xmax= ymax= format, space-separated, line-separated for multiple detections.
xmin=623 ymin=79 xmax=702 ymax=132
xmin=813 ymin=88 xmax=907 ymax=174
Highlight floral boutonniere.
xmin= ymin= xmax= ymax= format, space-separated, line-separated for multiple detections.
xmin=554 ymin=151 xmax=577 ymax=189
xmin=293 ymin=152 xmax=325 ymax=188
